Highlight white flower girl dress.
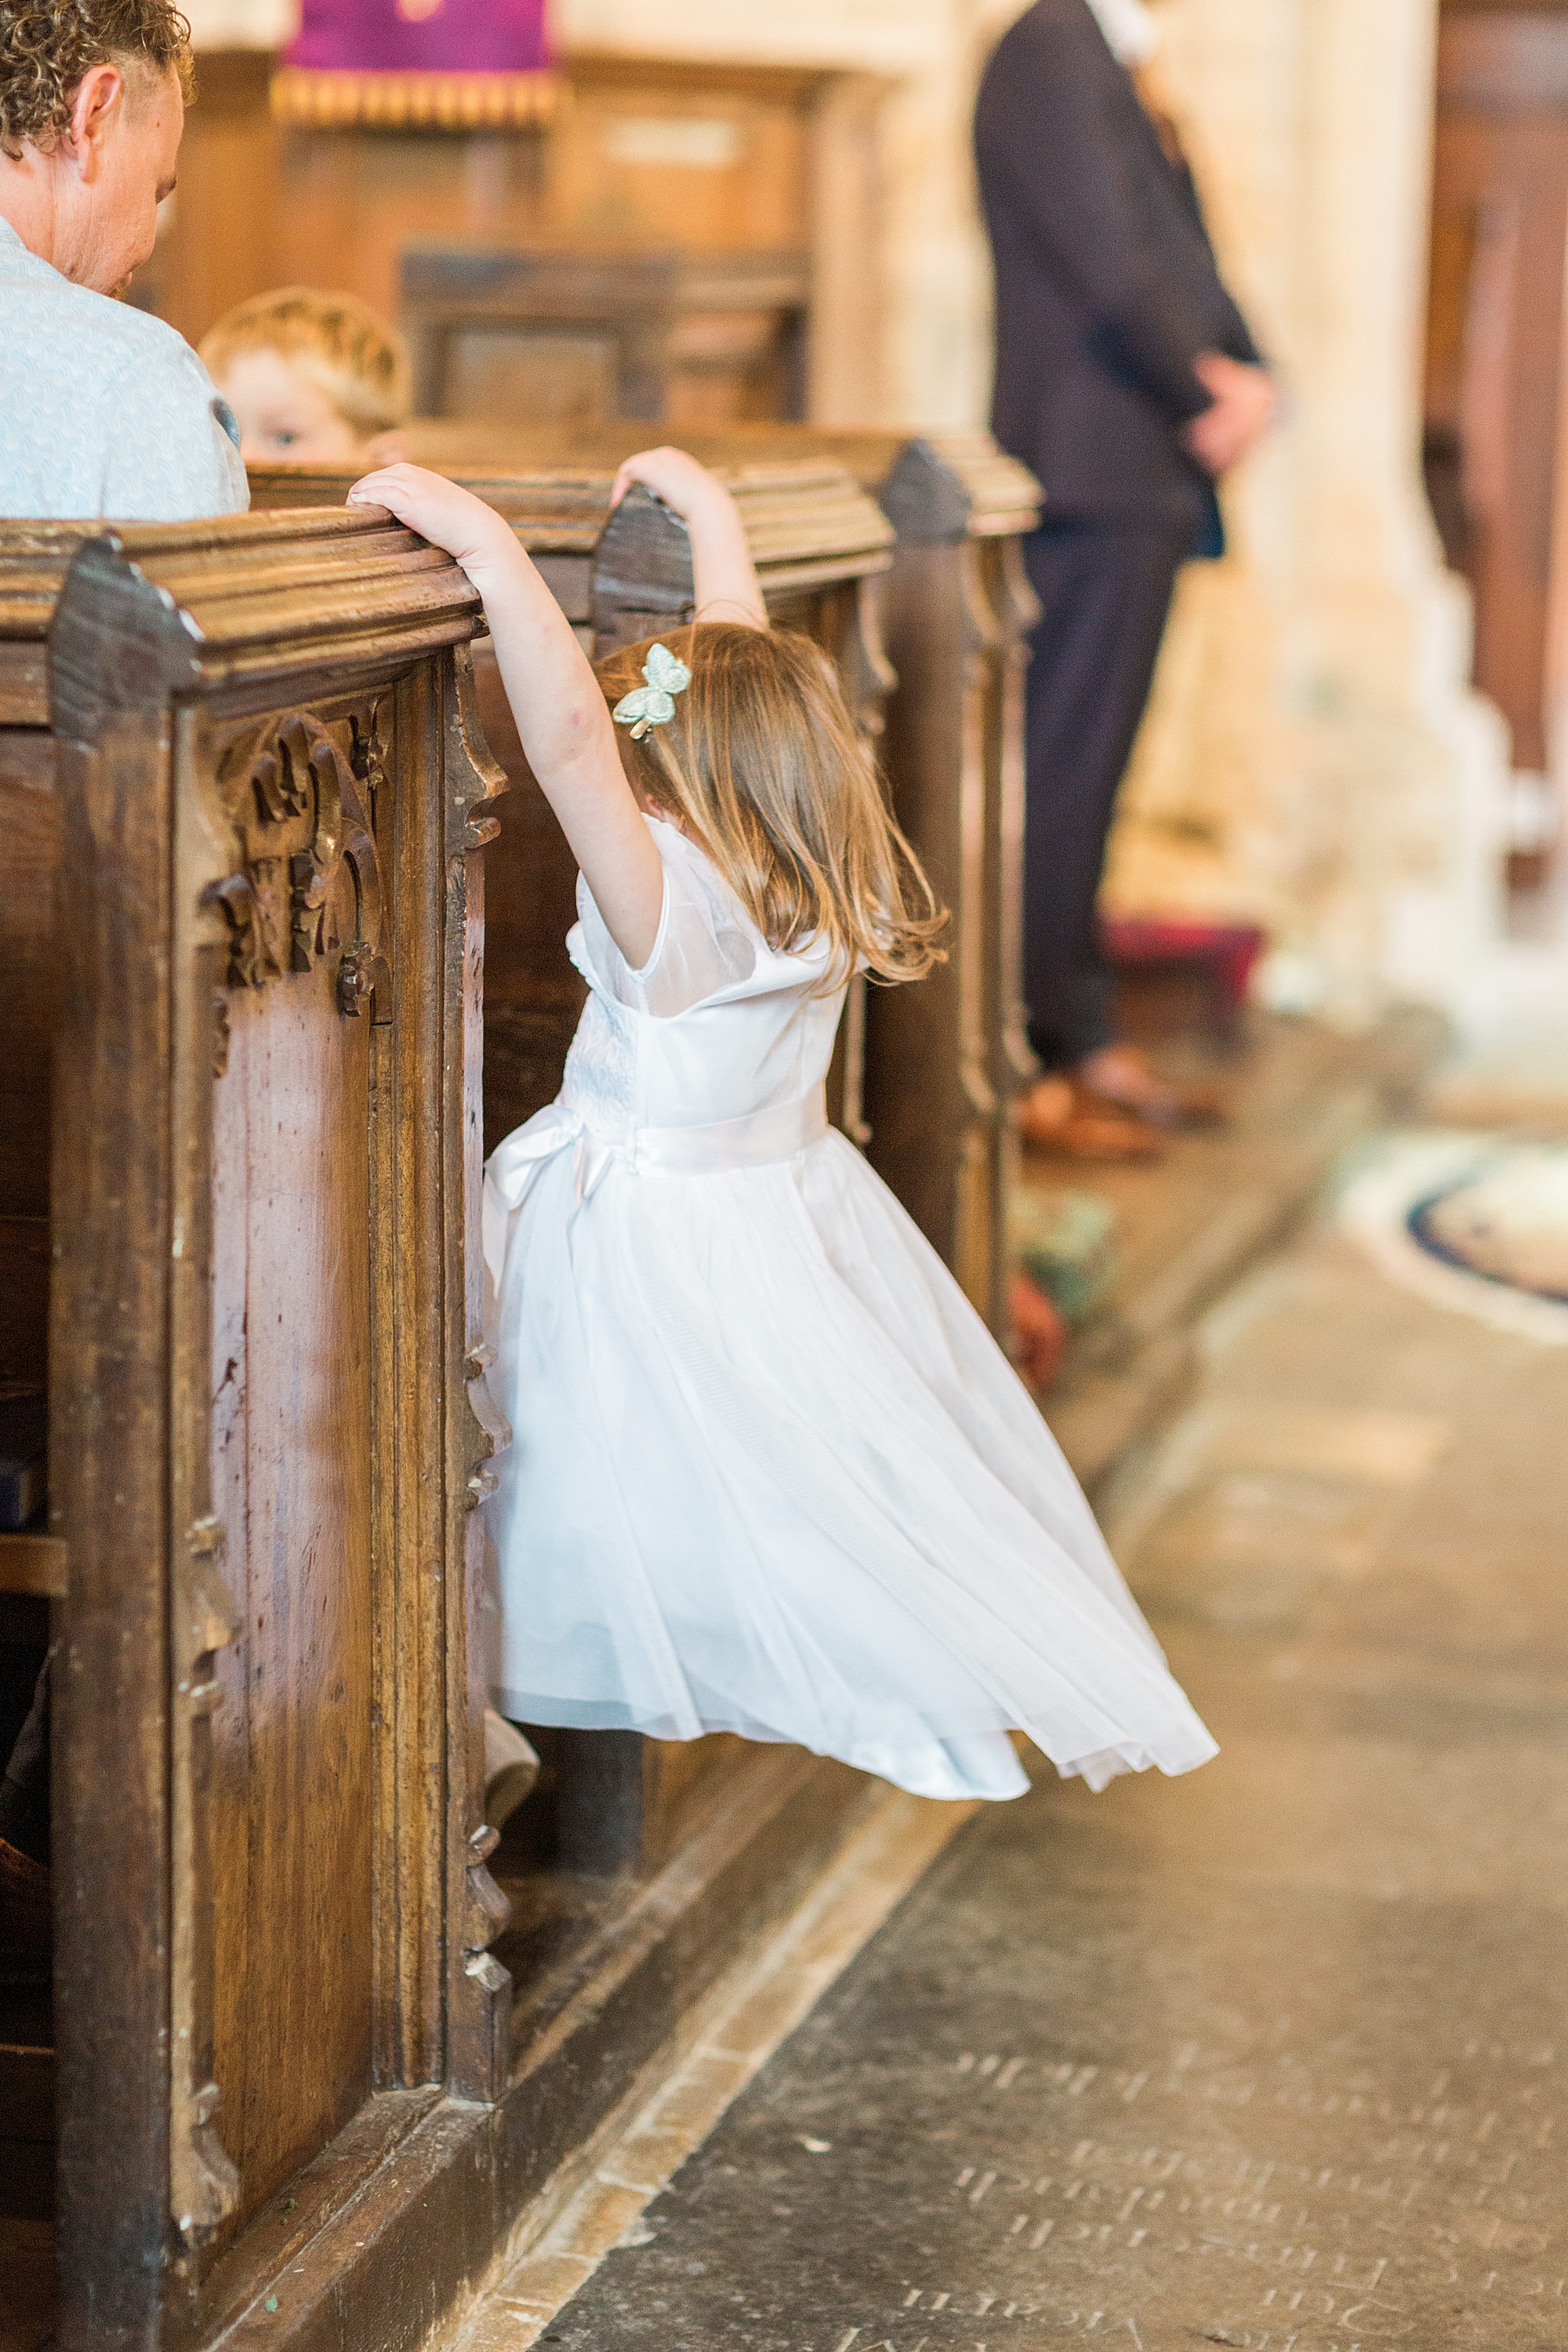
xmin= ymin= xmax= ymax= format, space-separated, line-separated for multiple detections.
xmin=481 ymin=816 xmax=1217 ymax=1802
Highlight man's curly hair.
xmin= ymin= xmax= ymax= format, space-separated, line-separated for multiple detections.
xmin=1 ymin=0 xmax=193 ymax=158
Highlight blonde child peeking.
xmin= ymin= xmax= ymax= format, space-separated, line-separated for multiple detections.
xmin=350 ymin=448 xmax=1217 ymax=1802
xmin=201 ymin=287 xmax=410 ymax=468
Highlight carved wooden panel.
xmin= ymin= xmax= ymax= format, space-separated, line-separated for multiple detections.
xmin=205 ymin=706 xmax=390 ymax=1014
xmin=203 ymin=699 xmax=387 ymax=2241
xmin=42 ymin=516 xmax=509 ymax=2350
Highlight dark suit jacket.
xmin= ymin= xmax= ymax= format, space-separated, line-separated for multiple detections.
xmin=975 ymin=0 xmax=1261 ymax=537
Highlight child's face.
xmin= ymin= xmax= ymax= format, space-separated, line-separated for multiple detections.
xmin=218 ymin=347 xmax=375 ymax=465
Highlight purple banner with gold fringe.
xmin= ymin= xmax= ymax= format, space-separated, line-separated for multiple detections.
xmin=275 ymin=0 xmax=553 ymax=128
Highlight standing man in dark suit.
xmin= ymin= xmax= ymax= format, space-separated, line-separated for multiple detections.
xmin=975 ymin=0 xmax=1273 ymax=1155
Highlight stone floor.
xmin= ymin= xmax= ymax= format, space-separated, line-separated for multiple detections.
xmin=532 ymin=1110 xmax=1568 ymax=2348
xmin=1024 ymin=1010 xmax=1440 ymax=1498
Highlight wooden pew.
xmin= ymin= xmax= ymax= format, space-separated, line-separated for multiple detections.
xmin=0 ymin=432 xmax=1037 ymax=2337
xmin=401 ymin=244 xmax=813 ymax=430
xmin=248 ymin=456 xmax=896 ymax=1886
xmin=799 ymin=430 xmax=1042 ymax=1329
xmin=1 ymin=483 xmax=895 ymax=2347
xmin=2 ymin=509 xmax=515 ymax=2347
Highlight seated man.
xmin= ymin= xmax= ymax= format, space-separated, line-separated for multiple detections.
xmin=0 ymin=0 xmax=248 ymax=519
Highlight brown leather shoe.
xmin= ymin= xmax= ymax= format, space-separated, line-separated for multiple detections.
xmin=1008 ymin=1272 xmax=1069 ymax=1390
xmin=1077 ymin=1044 xmax=1227 ymax=1130
xmin=1017 ymin=1076 xmax=1167 ymax=1163
xmin=0 ymin=1835 xmax=51 ymax=1989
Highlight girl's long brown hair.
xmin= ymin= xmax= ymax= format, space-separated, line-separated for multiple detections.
xmin=596 ymin=623 xmax=947 ymax=986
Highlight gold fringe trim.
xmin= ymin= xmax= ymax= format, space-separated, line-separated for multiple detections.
xmin=270 ymin=64 xmax=561 ymax=130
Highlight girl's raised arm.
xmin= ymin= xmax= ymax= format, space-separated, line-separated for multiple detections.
xmin=608 ymin=448 xmax=768 ymax=630
xmin=349 ymin=464 xmax=663 ymax=969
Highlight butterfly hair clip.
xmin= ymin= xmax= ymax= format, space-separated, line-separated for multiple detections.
xmin=612 ymin=642 xmax=691 ymax=740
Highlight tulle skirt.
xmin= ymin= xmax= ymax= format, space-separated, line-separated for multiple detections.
xmin=482 ymin=1124 xmax=1217 ymax=1802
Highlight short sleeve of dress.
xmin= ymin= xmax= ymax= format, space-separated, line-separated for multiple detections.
xmin=575 ymin=818 xmax=758 ymax=1018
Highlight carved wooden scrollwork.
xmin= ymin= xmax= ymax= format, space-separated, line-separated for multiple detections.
xmin=460 ymin=1820 xmax=514 ymax=2101
xmin=169 ymin=1513 xmax=242 ymax=2243
xmin=206 ymin=709 xmax=387 ymax=1019
xmin=463 ymin=1339 xmax=512 ymax=1512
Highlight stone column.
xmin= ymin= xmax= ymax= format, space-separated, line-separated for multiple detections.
xmin=1102 ymin=0 xmax=1511 ymax=1017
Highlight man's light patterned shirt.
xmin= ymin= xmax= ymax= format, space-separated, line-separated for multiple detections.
xmin=0 ymin=216 xmax=248 ymax=521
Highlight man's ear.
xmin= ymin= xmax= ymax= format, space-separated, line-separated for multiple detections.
xmin=66 ymin=63 xmax=125 ymax=178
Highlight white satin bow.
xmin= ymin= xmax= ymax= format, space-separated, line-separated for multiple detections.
xmin=481 ymin=1086 xmax=831 ymax=1292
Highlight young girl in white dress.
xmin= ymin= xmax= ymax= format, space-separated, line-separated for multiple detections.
xmin=350 ymin=449 xmax=1217 ymax=1803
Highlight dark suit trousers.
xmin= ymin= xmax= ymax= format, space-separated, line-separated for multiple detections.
xmin=1022 ymin=518 xmax=1192 ymax=1069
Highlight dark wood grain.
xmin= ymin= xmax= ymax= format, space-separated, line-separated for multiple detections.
xmin=27 ymin=514 xmax=506 ymax=2348
xmin=470 ymin=641 xmax=588 ymax=1145
xmin=49 ymin=659 xmax=178 ymax=2351
xmin=208 ymin=974 xmax=376 ymax=2236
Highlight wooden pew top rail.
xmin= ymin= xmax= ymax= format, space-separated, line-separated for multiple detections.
xmin=398 ymin=417 xmax=1043 ymax=540
xmin=246 ymin=452 xmax=895 ymax=642
xmin=0 ymin=506 xmax=484 ymax=729
xmin=0 ymin=521 xmax=95 ymax=725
